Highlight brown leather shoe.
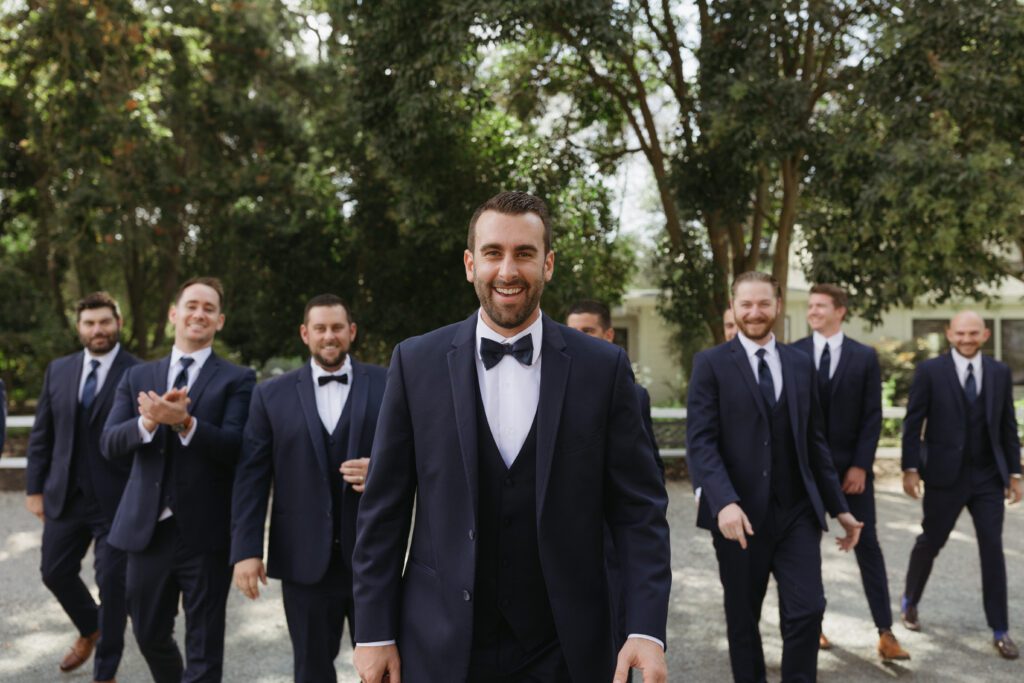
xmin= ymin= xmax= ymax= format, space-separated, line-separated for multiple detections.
xmin=995 ymin=634 xmax=1020 ymax=660
xmin=878 ymin=631 xmax=910 ymax=660
xmin=59 ymin=630 xmax=99 ymax=673
xmin=818 ymin=631 xmax=832 ymax=650
xmin=901 ymin=604 xmax=920 ymax=632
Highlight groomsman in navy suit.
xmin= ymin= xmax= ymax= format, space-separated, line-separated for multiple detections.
xmin=352 ymin=191 xmax=670 ymax=683
xmin=101 ymin=277 xmax=255 ymax=682
xmin=231 ymin=294 xmax=386 ymax=683
xmin=901 ymin=311 xmax=1023 ymax=659
xmin=792 ymin=284 xmax=910 ymax=660
xmin=25 ymin=292 xmax=139 ymax=682
xmin=723 ymin=308 xmax=738 ymax=342
xmin=688 ymin=271 xmax=863 ymax=683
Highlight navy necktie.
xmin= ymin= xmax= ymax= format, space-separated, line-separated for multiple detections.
xmin=818 ymin=343 xmax=831 ymax=414
xmin=480 ymin=335 xmax=534 ymax=371
xmin=174 ymin=357 xmax=194 ymax=390
xmin=318 ymin=374 xmax=349 ymax=386
xmin=80 ymin=359 xmax=101 ymax=410
xmin=756 ymin=348 xmax=777 ymax=408
xmin=965 ymin=363 xmax=978 ymax=404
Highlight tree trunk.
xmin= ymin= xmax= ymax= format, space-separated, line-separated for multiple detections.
xmin=772 ymin=154 xmax=802 ymax=340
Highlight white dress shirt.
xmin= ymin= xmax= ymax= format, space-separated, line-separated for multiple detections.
xmin=138 ymin=346 xmax=212 ymax=521
xmin=951 ymin=347 xmax=983 ymax=393
xmin=811 ymin=330 xmax=844 ymax=379
xmin=78 ymin=343 xmax=122 ymax=401
xmin=737 ymin=332 xmax=782 ymax=400
xmin=475 ymin=311 xmax=543 ymax=468
xmin=310 ymin=356 xmax=353 ymax=432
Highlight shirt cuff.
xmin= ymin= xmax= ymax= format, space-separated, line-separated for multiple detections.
xmin=1011 ymin=473 xmax=1022 ymax=479
xmin=178 ymin=418 xmax=198 ymax=446
xmin=627 ymin=634 xmax=665 ymax=650
xmin=137 ymin=416 xmax=157 ymax=443
xmin=356 ymin=640 xmax=396 ymax=647
xmin=904 ymin=468 xmax=918 ymax=472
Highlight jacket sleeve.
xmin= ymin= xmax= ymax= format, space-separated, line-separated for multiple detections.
xmin=230 ymin=383 xmax=274 ymax=565
xmin=25 ymin=366 xmax=55 ymax=495
xmin=685 ymin=352 xmax=739 ymax=517
xmin=851 ymin=349 xmax=883 ymax=471
xmin=100 ymin=369 xmax=144 ymax=460
xmin=638 ymin=386 xmax=664 ymax=477
xmin=808 ymin=360 xmax=849 ymax=516
xmin=1000 ymin=365 xmax=1021 ymax=476
xmin=606 ymin=350 xmax=671 ymax=643
xmin=901 ymin=364 xmax=930 ymax=472
xmin=351 ymin=344 xmax=418 ymax=643
xmin=185 ymin=368 xmax=256 ymax=467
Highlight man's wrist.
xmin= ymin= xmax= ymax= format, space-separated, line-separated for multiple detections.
xmin=171 ymin=414 xmax=193 ymax=433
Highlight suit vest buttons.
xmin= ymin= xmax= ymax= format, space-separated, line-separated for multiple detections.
xmin=468 ymin=529 xmax=475 ymax=541
xmin=504 ymin=477 xmax=514 ymax=487
xmin=762 ymin=470 xmax=768 ymax=478
xmin=763 ymin=440 xmax=770 ymax=447
xmin=462 ymin=590 xmax=472 ymax=602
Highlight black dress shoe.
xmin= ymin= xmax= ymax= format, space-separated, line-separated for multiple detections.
xmin=995 ymin=634 xmax=1019 ymax=660
xmin=901 ymin=604 xmax=920 ymax=632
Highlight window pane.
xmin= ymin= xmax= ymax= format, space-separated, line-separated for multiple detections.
xmin=912 ymin=318 xmax=995 ymax=358
xmin=1000 ymin=320 xmax=1024 ymax=391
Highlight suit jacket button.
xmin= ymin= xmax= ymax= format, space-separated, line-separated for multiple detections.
xmin=468 ymin=529 xmax=475 ymax=541
xmin=763 ymin=440 xmax=769 ymax=447
xmin=762 ymin=470 xmax=768 ymax=478
xmin=462 ymin=590 xmax=471 ymax=602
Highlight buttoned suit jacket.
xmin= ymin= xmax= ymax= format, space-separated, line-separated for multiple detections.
xmin=687 ymin=336 xmax=849 ymax=532
xmin=351 ymin=313 xmax=671 ymax=682
xmin=100 ymin=352 xmax=256 ymax=553
xmin=901 ymin=353 xmax=1021 ymax=488
xmin=791 ymin=336 xmax=882 ymax=475
xmin=230 ymin=359 xmax=387 ymax=584
xmin=26 ymin=349 xmax=141 ymax=521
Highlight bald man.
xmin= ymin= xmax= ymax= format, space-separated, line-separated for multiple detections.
xmin=901 ymin=311 xmax=1023 ymax=659
xmin=723 ymin=309 xmax=737 ymax=342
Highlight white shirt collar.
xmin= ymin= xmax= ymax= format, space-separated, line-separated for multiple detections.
xmin=475 ymin=309 xmax=544 ymax=365
xmin=951 ymin=347 xmax=982 ymax=374
xmin=737 ymin=331 xmax=776 ymax=359
xmin=310 ymin=354 xmax=352 ymax=380
xmin=171 ymin=345 xmax=213 ymax=369
xmin=812 ymin=330 xmax=844 ymax=350
xmin=84 ymin=342 xmax=121 ymax=368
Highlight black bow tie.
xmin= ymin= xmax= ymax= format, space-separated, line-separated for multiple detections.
xmin=480 ymin=335 xmax=534 ymax=371
xmin=318 ymin=374 xmax=349 ymax=386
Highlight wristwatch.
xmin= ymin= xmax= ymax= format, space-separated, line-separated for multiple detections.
xmin=170 ymin=415 xmax=193 ymax=434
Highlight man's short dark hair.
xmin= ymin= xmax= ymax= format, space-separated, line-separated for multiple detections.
xmin=76 ymin=291 xmax=121 ymax=321
xmin=566 ymin=299 xmax=612 ymax=331
xmin=303 ymin=293 xmax=354 ymax=324
xmin=175 ymin=276 xmax=225 ymax=309
xmin=809 ymin=283 xmax=849 ymax=312
xmin=731 ymin=271 xmax=782 ymax=299
xmin=467 ymin=191 xmax=552 ymax=253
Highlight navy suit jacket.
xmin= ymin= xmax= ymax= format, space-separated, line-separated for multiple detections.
xmin=687 ymin=337 xmax=848 ymax=532
xmin=101 ymin=352 xmax=256 ymax=553
xmin=26 ymin=348 xmax=140 ymax=522
xmin=230 ymin=359 xmax=387 ymax=584
xmin=792 ymin=336 xmax=882 ymax=474
xmin=636 ymin=384 xmax=665 ymax=475
xmin=351 ymin=313 xmax=670 ymax=683
xmin=901 ymin=353 xmax=1021 ymax=488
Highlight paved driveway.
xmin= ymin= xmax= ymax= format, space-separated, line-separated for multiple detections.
xmin=1 ymin=471 xmax=1021 ymax=681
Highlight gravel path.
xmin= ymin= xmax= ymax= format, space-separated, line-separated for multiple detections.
xmin=1 ymin=472 xmax=1021 ymax=681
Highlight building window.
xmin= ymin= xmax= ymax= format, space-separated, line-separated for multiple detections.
xmin=1001 ymin=320 xmax=1024 ymax=387
xmin=912 ymin=318 xmax=995 ymax=357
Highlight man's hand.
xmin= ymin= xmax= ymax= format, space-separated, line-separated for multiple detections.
xmin=233 ymin=558 xmax=267 ymax=600
xmin=612 ymin=637 xmax=667 ymax=683
xmin=353 ymin=644 xmax=401 ymax=683
xmin=841 ymin=466 xmax=867 ymax=495
xmin=1006 ymin=478 xmax=1023 ymax=506
xmin=25 ymin=494 xmax=44 ymax=521
xmin=341 ymin=457 xmax=370 ymax=493
xmin=717 ymin=502 xmax=754 ymax=550
xmin=835 ymin=512 xmax=863 ymax=552
xmin=138 ymin=389 xmax=190 ymax=427
xmin=902 ymin=470 xmax=923 ymax=499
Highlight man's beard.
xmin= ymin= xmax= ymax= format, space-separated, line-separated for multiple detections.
xmin=313 ymin=348 xmax=347 ymax=371
xmin=475 ymin=275 xmax=543 ymax=331
xmin=81 ymin=331 xmax=119 ymax=354
xmin=735 ymin=316 xmax=776 ymax=342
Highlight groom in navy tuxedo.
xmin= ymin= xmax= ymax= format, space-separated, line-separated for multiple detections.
xmin=351 ymin=191 xmax=671 ymax=683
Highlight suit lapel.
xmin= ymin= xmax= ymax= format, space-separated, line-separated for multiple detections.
xmin=186 ymin=353 xmax=220 ymax=412
xmin=447 ymin=314 xmax=480 ymax=524
xmin=65 ymin=352 xmax=85 ymax=421
xmin=780 ymin=346 xmax=803 ymax=444
xmin=535 ymin=316 xmax=570 ymax=517
xmin=942 ymin=353 xmax=966 ymax=415
xmin=983 ymin=355 xmax=997 ymax=430
xmin=89 ymin=349 xmax=125 ymax=425
xmin=728 ymin=338 xmax=768 ymax=424
xmin=296 ymin=365 xmax=330 ymax=481
xmin=346 ymin=359 xmax=369 ymax=462
xmin=829 ymin=337 xmax=853 ymax=397
xmin=155 ymin=356 xmax=171 ymax=395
